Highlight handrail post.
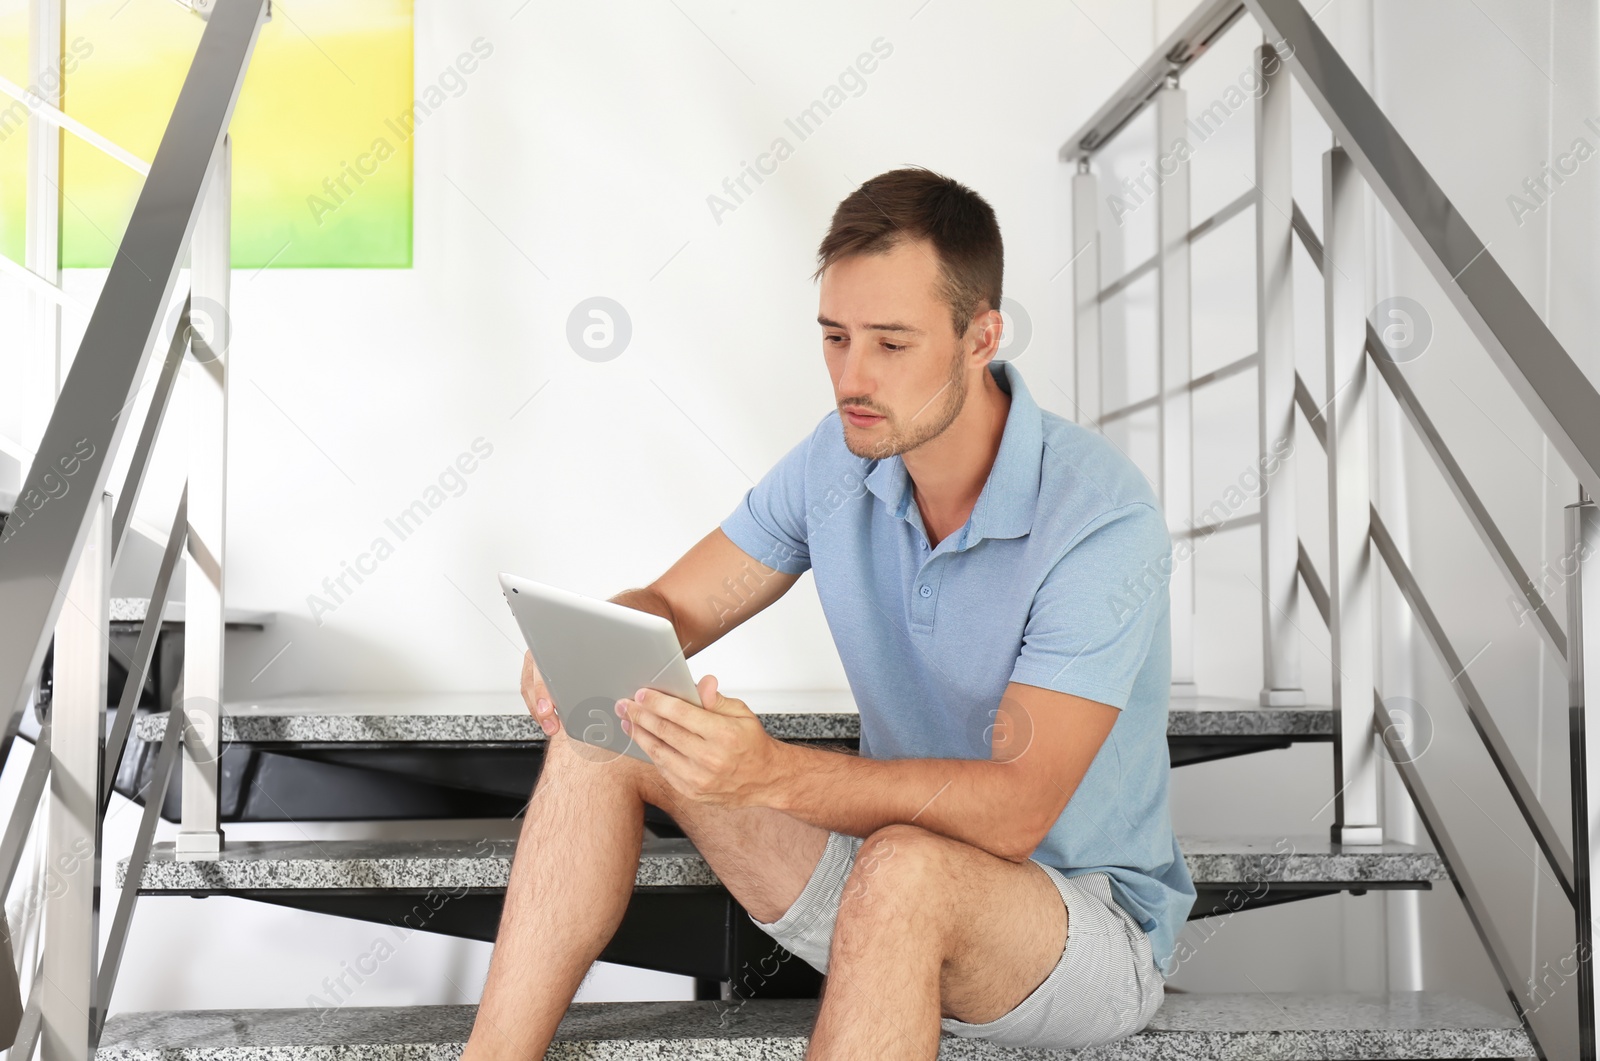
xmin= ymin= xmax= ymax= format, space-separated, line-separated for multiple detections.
xmin=40 ymin=492 xmax=108 ymax=1061
xmin=25 ymin=0 xmax=63 ymax=441
xmin=1254 ymin=38 xmax=1304 ymax=708
xmin=1323 ymin=143 xmax=1380 ymax=845
xmin=1567 ymin=495 xmax=1600 ymax=1060
xmin=1071 ymin=158 xmax=1102 ymax=427
xmin=176 ymin=135 xmax=231 ymax=858
xmin=1156 ymin=74 xmax=1197 ymax=699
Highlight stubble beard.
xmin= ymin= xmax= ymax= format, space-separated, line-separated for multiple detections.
xmin=842 ymin=345 xmax=969 ymax=462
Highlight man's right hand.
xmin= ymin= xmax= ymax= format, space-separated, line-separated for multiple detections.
xmin=521 ymin=650 xmax=562 ymax=737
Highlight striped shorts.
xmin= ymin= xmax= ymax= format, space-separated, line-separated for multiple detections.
xmin=746 ymin=830 xmax=1166 ymax=1051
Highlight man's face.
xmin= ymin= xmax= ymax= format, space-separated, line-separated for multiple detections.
xmin=817 ymin=237 xmax=984 ymax=461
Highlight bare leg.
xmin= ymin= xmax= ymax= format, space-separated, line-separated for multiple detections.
xmin=806 ymin=824 xmax=1067 ymax=1061
xmin=462 ymin=728 xmax=831 ymax=1061
xmin=461 ymin=733 xmax=652 ymax=1061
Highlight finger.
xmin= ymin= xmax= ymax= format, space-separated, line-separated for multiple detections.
xmin=522 ymin=653 xmax=559 ymax=735
xmin=520 ymin=651 xmax=538 ymax=712
xmin=624 ymin=694 xmax=704 ymax=748
xmin=696 ymin=675 xmax=751 ymax=719
xmin=626 ymin=718 xmax=707 ymax=792
xmin=633 ymin=688 xmax=718 ymax=741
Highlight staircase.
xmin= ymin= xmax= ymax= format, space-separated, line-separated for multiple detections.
xmin=0 ymin=0 xmax=1591 ymax=1057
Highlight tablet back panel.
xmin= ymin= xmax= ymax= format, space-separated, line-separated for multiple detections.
xmin=499 ymin=573 xmax=700 ymax=764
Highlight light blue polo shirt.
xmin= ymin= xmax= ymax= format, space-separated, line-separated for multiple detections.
xmin=719 ymin=358 xmax=1196 ymax=977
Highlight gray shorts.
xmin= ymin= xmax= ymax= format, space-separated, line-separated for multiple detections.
xmin=746 ymin=830 xmax=1166 ymax=1051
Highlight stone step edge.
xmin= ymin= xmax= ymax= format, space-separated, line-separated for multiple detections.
xmin=129 ymin=702 xmax=1336 ymax=744
xmin=95 ymin=994 xmax=1533 ymax=1060
xmin=116 ymin=835 xmax=1452 ymax=891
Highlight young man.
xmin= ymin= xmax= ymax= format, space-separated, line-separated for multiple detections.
xmin=462 ymin=167 xmax=1194 ymax=1060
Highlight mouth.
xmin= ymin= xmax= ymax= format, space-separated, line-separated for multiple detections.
xmin=843 ymin=408 xmax=884 ymax=427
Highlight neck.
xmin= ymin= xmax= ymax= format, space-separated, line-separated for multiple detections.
xmin=902 ymin=364 xmax=1011 ymax=542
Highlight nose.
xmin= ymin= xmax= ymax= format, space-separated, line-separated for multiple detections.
xmin=835 ymin=338 xmax=874 ymax=407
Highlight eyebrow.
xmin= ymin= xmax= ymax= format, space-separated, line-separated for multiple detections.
xmin=817 ymin=315 xmax=924 ymax=334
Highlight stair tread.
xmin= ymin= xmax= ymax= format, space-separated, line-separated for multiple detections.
xmin=131 ymin=692 xmax=1330 ymax=744
xmin=109 ymin=598 xmax=272 ymax=627
xmin=95 ymin=993 xmax=1531 ymax=1059
xmin=121 ymin=833 xmax=1448 ymax=892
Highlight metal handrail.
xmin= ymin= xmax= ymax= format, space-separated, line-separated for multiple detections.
xmin=93 ymin=703 xmax=185 ymax=1044
xmin=0 ymin=722 xmax=49 ymax=899
xmin=1067 ymin=0 xmax=1600 ymax=1050
xmin=1374 ymin=691 xmax=1538 ymax=1034
xmin=101 ymin=487 xmax=187 ymax=813
xmin=0 ymin=0 xmax=264 ymax=767
xmin=1066 ymin=0 xmax=1600 ymax=497
xmin=1291 ymin=375 xmax=1324 ymax=447
xmin=1291 ymin=368 xmax=1576 ymax=899
xmin=1244 ymin=0 xmax=1600 ymax=496
xmin=111 ymin=304 xmax=189 ymax=564
xmin=1297 ymin=543 xmax=1329 ymax=624
xmin=1291 ymin=192 xmax=1568 ymax=663
xmin=1369 ymin=507 xmax=1575 ymax=904
xmin=1368 ymin=338 xmax=1567 ymax=662
xmin=1099 ymin=350 xmax=1259 ymax=426
xmin=0 ymin=73 xmax=150 ymax=175
xmin=1059 ymin=0 xmax=1245 ymax=162
xmin=0 ymin=1 xmax=264 ymax=1051
xmin=1099 ymin=188 xmax=1255 ymax=303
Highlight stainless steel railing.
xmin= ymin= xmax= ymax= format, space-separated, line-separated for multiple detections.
xmin=1065 ymin=0 xmax=1600 ymax=1056
xmin=0 ymin=1 xmax=268 ymax=1057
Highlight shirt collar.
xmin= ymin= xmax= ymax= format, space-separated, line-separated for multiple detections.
xmin=862 ymin=359 xmax=1042 ymax=549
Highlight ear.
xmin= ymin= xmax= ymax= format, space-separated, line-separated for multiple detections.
xmin=963 ymin=305 xmax=1004 ymax=370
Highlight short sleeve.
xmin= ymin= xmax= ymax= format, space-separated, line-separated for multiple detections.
xmin=718 ymin=428 xmax=814 ymax=576
xmin=1008 ymin=501 xmax=1171 ymax=708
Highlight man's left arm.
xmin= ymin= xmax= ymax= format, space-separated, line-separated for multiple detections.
xmin=620 ymin=500 xmax=1171 ymax=862
xmin=620 ymin=679 xmax=1115 ymax=861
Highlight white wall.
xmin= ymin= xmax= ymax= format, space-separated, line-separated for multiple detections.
xmin=1 ymin=0 xmax=1595 ymax=1025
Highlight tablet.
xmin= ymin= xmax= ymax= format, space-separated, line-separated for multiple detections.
xmin=499 ymin=572 xmax=702 ymax=764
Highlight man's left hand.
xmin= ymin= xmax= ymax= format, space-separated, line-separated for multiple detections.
xmin=617 ymin=674 xmax=784 ymax=808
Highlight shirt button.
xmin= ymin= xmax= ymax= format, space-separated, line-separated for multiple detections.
xmin=919 ymin=585 xmax=932 ymax=598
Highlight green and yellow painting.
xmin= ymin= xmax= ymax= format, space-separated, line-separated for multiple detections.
xmin=0 ymin=0 xmax=413 ymax=268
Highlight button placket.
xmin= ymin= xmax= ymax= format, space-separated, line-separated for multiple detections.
xmin=911 ymin=555 xmax=940 ymax=629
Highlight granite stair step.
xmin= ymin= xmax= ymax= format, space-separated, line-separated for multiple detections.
xmin=114 ymin=836 xmax=1451 ymax=991
xmin=131 ymin=692 xmax=1331 ymax=747
xmin=120 ymin=833 xmax=1448 ymax=894
xmin=114 ymin=694 xmax=1332 ymax=825
xmin=95 ymin=993 xmax=1533 ymax=1059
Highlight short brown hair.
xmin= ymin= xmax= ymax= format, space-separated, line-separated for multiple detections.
xmin=812 ymin=166 xmax=1003 ymax=339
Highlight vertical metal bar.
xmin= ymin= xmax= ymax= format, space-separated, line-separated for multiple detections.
xmin=102 ymin=488 xmax=186 ymax=812
xmin=1071 ymin=159 xmax=1102 ymax=427
xmin=1567 ymin=496 xmax=1599 ymax=1061
xmin=25 ymin=0 xmax=63 ymax=439
xmin=111 ymin=303 xmax=190 ymax=564
xmin=176 ymin=137 xmax=230 ymax=857
xmin=93 ymin=705 xmax=183 ymax=1046
xmin=41 ymin=494 xmax=107 ymax=1061
xmin=1254 ymin=40 xmax=1304 ymax=708
xmin=0 ymin=722 xmax=51 ymax=898
xmin=1156 ymin=76 xmax=1197 ymax=698
xmin=1324 ymin=144 xmax=1380 ymax=845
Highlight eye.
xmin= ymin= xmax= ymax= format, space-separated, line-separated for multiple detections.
xmin=882 ymin=341 xmax=904 ymax=352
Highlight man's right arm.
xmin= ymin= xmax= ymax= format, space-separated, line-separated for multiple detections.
xmin=608 ymin=527 xmax=801 ymax=658
xmin=527 ymin=421 xmax=817 ymax=733
xmin=524 ymin=529 xmax=798 ymax=734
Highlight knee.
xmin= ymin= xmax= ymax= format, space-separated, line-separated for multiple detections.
xmin=838 ymin=824 xmax=952 ymax=916
xmin=539 ymin=728 xmax=657 ymax=801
